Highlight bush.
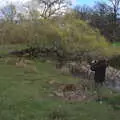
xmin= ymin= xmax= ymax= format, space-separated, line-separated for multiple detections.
xmin=0 ymin=12 xmax=118 ymax=60
xmin=109 ymin=55 xmax=120 ymax=69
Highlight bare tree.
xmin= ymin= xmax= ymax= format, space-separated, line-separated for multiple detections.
xmin=74 ymin=5 xmax=93 ymax=21
xmin=29 ymin=0 xmax=71 ymax=19
xmin=108 ymin=0 xmax=120 ymax=24
xmin=1 ymin=3 xmax=17 ymax=22
xmin=108 ymin=0 xmax=120 ymax=41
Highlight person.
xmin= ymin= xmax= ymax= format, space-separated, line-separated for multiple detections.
xmin=90 ymin=58 xmax=108 ymax=101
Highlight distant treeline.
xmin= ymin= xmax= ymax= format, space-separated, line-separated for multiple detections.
xmin=74 ymin=0 xmax=120 ymax=42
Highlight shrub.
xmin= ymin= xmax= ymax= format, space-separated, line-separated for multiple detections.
xmin=0 ymin=12 xmax=119 ymax=60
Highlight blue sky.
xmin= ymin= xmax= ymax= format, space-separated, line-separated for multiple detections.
xmin=75 ymin=0 xmax=106 ymax=6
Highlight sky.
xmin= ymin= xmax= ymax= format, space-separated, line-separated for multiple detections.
xmin=0 ymin=0 xmax=108 ymax=19
xmin=0 ymin=0 xmax=106 ymax=7
xmin=74 ymin=0 xmax=108 ymax=6
xmin=76 ymin=0 xmax=98 ymax=6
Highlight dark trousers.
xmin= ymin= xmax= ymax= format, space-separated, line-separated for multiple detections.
xmin=94 ymin=81 xmax=104 ymax=100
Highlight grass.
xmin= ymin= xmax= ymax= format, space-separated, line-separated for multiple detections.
xmin=0 ymin=44 xmax=28 ymax=55
xmin=0 ymin=44 xmax=120 ymax=120
xmin=112 ymin=42 xmax=120 ymax=47
xmin=0 ymin=57 xmax=120 ymax=120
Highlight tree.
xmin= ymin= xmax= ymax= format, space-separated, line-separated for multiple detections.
xmin=74 ymin=3 xmax=113 ymax=41
xmin=74 ymin=1 xmax=120 ymax=42
xmin=108 ymin=0 xmax=120 ymax=24
xmin=1 ymin=3 xmax=17 ymax=22
xmin=29 ymin=9 xmax=40 ymax=22
xmin=108 ymin=0 xmax=120 ymax=41
xmin=94 ymin=1 xmax=112 ymax=16
xmin=28 ymin=0 xmax=71 ymax=19
xmin=91 ymin=2 xmax=114 ymax=41
xmin=74 ymin=5 xmax=92 ymax=21
xmin=92 ymin=1 xmax=120 ymax=42
xmin=17 ymin=13 xmax=25 ymax=22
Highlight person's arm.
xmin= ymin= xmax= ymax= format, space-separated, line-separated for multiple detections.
xmin=90 ymin=60 xmax=97 ymax=71
xmin=91 ymin=65 xmax=96 ymax=71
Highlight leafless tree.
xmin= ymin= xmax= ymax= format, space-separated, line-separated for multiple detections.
xmin=29 ymin=0 xmax=71 ymax=19
xmin=108 ymin=0 xmax=120 ymax=41
xmin=74 ymin=5 xmax=92 ymax=21
xmin=1 ymin=3 xmax=17 ymax=22
xmin=108 ymin=0 xmax=120 ymax=24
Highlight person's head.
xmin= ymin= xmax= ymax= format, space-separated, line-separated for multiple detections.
xmin=97 ymin=56 xmax=105 ymax=61
xmin=97 ymin=57 xmax=108 ymax=66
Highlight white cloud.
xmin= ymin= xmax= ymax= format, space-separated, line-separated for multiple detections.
xmin=71 ymin=0 xmax=77 ymax=5
xmin=0 ymin=0 xmax=30 ymax=8
xmin=0 ymin=0 xmax=77 ymax=7
xmin=0 ymin=0 xmax=76 ymax=17
xmin=0 ymin=0 xmax=76 ymax=4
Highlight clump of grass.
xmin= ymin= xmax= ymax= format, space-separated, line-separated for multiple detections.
xmin=104 ymin=95 xmax=120 ymax=110
xmin=15 ymin=58 xmax=38 ymax=73
xmin=24 ymin=64 xmax=38 ymax=73
xmin=4 ymin=57 xmax=19 ymax=65
xmin=48 ymin=107 xmax=68 ymax=120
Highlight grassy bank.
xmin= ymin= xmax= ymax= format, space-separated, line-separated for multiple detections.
xmin=0 ymin=57 xmax=120 ymax=120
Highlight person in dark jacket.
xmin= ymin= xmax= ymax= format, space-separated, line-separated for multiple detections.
xmin=90 ymin=58 xmax=108 ymax=101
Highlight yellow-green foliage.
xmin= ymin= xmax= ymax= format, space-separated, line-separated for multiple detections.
xmin=0 ymin=13 xmax=119 ymax=57
xmin=0 ymin=22 xmax=33 ymax=44
xmin=54 ymin=13 xmax=117 ymax=57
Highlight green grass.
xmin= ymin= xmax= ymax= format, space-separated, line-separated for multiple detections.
xmin=0 ymin=58 xmax=120 ymax=120
xmin=112 ymin=42 xmax=120 ymax=47
xmin=0 ymin=44 xmax=28 ymax=55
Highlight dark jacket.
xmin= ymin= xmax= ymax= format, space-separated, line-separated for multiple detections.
xmin=91 ymin=60 xmax=108 ymax=83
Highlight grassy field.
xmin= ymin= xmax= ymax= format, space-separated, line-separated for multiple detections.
xmin=0 ymin=57 xmax=120 ymax=120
